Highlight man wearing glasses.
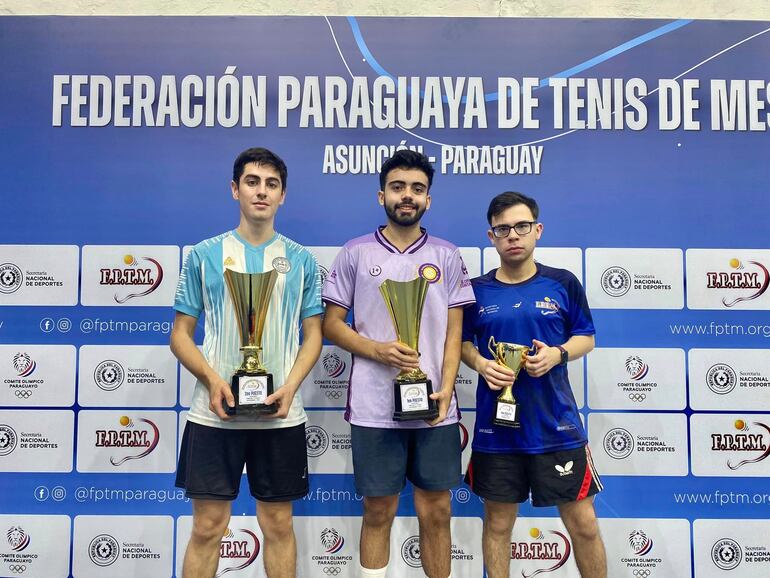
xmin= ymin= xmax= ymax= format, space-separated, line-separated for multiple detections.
xmin=460 ymin=192 xmax=606 ymax=578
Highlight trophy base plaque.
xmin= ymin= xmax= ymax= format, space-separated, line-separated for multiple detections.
xmin=493 ymin=399 xmax=520 ymax=428
xmin=225 ymin=371 xmax=278 ymax=416
xmin=392 ymin=379 xmax=439 ymax=421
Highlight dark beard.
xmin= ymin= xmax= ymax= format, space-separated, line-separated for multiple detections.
xmin=384 ymin=202 xmax=426 ymax=227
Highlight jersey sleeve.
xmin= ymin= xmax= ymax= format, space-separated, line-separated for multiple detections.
xmin=322 ymin=246 xmax=356 ymax=310
xmin=565 ymin=273 xmax=595 ymax=336
xmin=174 ymin=248 xmax=204 ymax=319
xmin=300 ymin=250 xmax=324 ymax=319
xmin=462 ymin=300 xmax=479 ymax=343
xmin=447 ymin=249 xmax=476 ymax=308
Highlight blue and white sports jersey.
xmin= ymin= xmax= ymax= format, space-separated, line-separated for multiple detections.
xmin=175 ymin=230 xmax=323 ymax=430
xmin=462 ymin=264 xmax=595 ymax=453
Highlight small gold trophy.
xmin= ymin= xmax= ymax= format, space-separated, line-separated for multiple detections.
xmin=488 ymin=337 xmax=534 ymax=428
xmin=380 ymin=277 xmax=439 ymax=421
xmin=223 ymin=269 xmax=278 ymax=416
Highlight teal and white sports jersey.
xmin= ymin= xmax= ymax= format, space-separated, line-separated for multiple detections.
xmin=175 ymin=230 xmax=323 ymax=429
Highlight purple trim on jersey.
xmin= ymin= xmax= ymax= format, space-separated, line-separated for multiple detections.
xmin=344 ymin=354 xmax=355 ymax=422
xmin=374 ymin=230 xmax=396 ymax=253
xmin=407 ymin=233 xmax=429 ymax=254
xmin=450 ymin=298 xmax=476 ymax=309
xmin=324 ymin=296 xmax=351 ymax=310
xmin=374 ymin=226 xmax=428 ymax=255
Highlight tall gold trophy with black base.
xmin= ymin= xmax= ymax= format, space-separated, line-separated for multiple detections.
xmin=380 ymin=277 xmax=439 ymax=421
xmin=488 ymin=337 xmax=534 ymax=428
xmin=223 ymin=269 xmax=278 ymax=416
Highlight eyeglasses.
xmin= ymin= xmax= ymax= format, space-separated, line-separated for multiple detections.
xmin=491 ymin=221 xmax=538 ymax=238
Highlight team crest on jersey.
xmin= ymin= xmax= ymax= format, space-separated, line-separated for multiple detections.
xmin=418 ymin=263 xmax=441 ymax=284
xmin=272 ymin=257 xmax=291 ymax=274
xmin=535 ymin=296 xmax=560 ymax=315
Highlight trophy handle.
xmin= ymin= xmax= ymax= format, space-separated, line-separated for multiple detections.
xmin=488 ymin=336 xmax=498 ymax=360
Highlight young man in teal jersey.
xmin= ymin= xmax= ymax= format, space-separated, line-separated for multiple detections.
xmin=171 ymin=147 xmax=323 ymax=578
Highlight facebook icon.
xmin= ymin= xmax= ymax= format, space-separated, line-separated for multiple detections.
xmin=39 ymin=318 xmax=54 ymax=333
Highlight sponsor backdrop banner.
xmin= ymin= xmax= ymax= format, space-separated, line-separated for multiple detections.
xmin=1 ymin=15 xmax=769 ymax=577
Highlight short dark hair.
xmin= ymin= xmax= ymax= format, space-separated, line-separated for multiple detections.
xmin=232 ymin=147 xmax=288 ymax=190
xmin=379 ymin=150 xmax=435 ymax=190
xmin=486 ymin=191 xmax=539 ymax=224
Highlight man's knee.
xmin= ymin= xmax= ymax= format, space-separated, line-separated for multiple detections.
xmin=414 ymin=490 xmax=451 ymax=526
xmin=484 ymin=502 xmax=517 ymax=537
xmin=561 ymin=501 xmax=601 ymax=542
xmin=257 ymin=502 xmax=294 ymax=541
xmin=191 ymin=503 xmax=230 ymax=543
xmin=363 ymin=496 xmax=399 ymax=528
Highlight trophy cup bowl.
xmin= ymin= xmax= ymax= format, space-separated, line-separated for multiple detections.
xmin=380 ymin=277 xmax=439 ymax=421
xmin=488 ymin=336 xmax=534 ymax=428
xmin=223 ymin=268 xmax=279 ymax=416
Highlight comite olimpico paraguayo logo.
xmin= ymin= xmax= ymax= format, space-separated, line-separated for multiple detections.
xmin=100 ymin=254 xmax=163 ymax=304
xmin=12 ymin=353 xmax=36 ymax=378
xmin=322 ymin=353 xmax=346 ymax=379
xmin=312 ymin=527 xmax=352 ymax=574
xmin=512 ymin=527 xmax=572 ymax=577
xmin=216 ymin=527 xmax=260 ymax=577
xmin=95 ymin=416 xmax=160 ymax=466
xmin=711 ymin=419 xmax=770 ymax=470
xmin=7 ymin=526 xmax=30 ymax=552
xmin=707 ymin=258 xmax=769 ymax=307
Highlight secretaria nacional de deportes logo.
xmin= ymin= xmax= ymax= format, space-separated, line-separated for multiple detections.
xmin=0 ymin=263 xmax=23 ymax=294
xmin=305 ymin=425 xmax=329 ymax=458
xmin=600 ymin=266 xmax=631 ymax=297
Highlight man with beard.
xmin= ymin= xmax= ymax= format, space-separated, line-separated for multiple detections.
xmin=322 ymin=150 xmax=474 ymax=578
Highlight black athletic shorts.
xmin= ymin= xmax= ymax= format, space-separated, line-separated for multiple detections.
xmin=175 ymin=421 xmax=309 ymax=502
xmin=464 ymin=444 xmax=602 ymax=507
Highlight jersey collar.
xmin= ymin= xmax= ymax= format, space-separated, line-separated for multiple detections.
xmin=374 ymin=225 xmax=428 ymax=254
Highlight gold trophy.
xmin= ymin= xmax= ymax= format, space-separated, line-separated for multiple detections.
xmin=488 ymin=337 xmax=535 ymax=428
xmin=223 ymin=269 xmax=278 ymax=416
xmin=380 ymin=277 xmax=438 ymax=421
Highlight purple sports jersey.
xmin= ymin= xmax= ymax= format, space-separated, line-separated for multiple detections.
xmin=323 ymin=227 xmax=475 ymax=429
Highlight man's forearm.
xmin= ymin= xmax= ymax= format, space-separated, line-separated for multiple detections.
xmin=439 ymin=307 xmax=464 ymax=392
xmin=170 ymin=330 xmax=218 ymax=388
xmin=282 ymin=317 xmax=323 ymax=392
xmin=461 ymin=341 xmax=484 ymax=373
xmin=560 ymin=334 xmax=595 ymax=361
xmin=323 ymin=315 xmax=379 ymax=361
